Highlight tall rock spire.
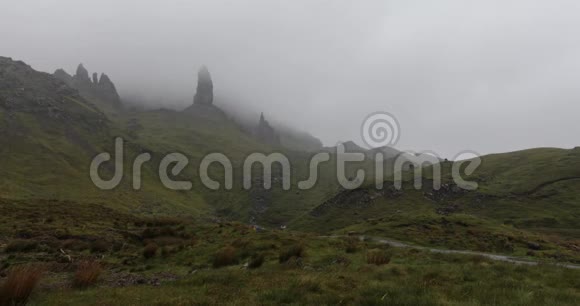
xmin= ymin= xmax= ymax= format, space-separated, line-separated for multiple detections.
xmin=193 ymin=66 xmax=214 ymax=105
xmin=75 ymin=64 xmax=90 ymax=82
xmin=256 ymin=113 xmax=280 ymax=145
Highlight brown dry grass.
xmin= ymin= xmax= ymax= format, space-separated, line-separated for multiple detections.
xmin=366 ymin=250 xmax=391 ymax=265
xmin=143 ymin=243 xmax=159 ymax=259
xmin=72 ymin=261 xmax=102 ymax=289
xmin=213 ymin=246 xmax=238 ymax=268
xmin=0 ymin=265 xmax=43 ymax=306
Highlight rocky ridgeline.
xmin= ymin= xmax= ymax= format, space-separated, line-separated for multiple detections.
xmin=54 ymin=64 xmax=121 ymax=108
xmin=0 ymin=56 xmax=105 ymax=125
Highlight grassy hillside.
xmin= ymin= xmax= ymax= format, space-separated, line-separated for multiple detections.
xmin=294 ymin=148 xmax=580 ymax=262
xmin=0 ymin=198 xmax=578 ymax=305
xmin=0 ymin=57 xmax=347 ymax=225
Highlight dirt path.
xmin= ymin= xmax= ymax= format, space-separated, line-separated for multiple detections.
xmin=321 ymin=235 xmax=580 ymax=269
xmin=519 ymin=176 xmax=580 ymax=195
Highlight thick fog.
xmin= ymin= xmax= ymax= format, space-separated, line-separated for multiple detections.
xmin=1 ymin=0 xmax=580 ymax=157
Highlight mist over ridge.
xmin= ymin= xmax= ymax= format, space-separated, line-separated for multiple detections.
xmin=2 ymin=0 xmax=580 ymax=157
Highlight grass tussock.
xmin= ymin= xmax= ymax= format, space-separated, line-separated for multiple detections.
xmin=143 ymin=243 xmax=158 ymax=259
xmin=279 ymin=244 xmax=305 ymax=263
xmin=248 ymin=254 xmax=265 ymax=269
xmin=344 ymin=237 xmax=360 ymax=253
xmin=5 ymin=240 xmax=38 ymax=253
xmin=60 ymin=239 xmax=89 ymax=251
xmin=0 ymin=265 xmax=43 ymax=306
xmin=90 ymin=240 xmax=110 ymax=253
xmin=72 ymin=261 xmax=102 ymax=289
xmin=213 ymin=246 xmax=238 ymax=268
xmin=366 ymin=249 xmax=391 ymax=265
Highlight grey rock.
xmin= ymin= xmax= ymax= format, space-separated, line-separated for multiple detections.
xmin=255 ymin=112 xmax=280 ymax=145
xmin=75 ymin=64 xmax=90 ymax=82
xmin=193 ymin=66 xmax=214 ymax=105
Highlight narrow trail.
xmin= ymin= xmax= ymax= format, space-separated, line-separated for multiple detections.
xmin=320 ymin=235 xmax=580 ymax=270
xmin=519 ymin=176 xmax=580 ymax=195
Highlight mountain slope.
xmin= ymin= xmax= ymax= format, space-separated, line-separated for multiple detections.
xmin=0 ymin=57 xmax=212 ymax=215
xmin=292 ymin=147 xmax=580 ymax=261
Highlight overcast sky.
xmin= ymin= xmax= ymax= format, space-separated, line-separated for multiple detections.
xmin=1 ymin=0 xmax=579 ymax=157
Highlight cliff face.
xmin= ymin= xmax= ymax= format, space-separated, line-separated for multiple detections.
xmin=54 ymin=64 xmax=122 ymax=110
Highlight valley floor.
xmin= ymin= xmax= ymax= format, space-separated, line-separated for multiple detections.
xmin=34 ymin=246 xmax=580 ymax=306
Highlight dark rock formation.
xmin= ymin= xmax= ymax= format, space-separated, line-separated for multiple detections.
xmin=0 ymin=56 xmax=105 ymax=126
xmin=54 ymin=69 xmax=73 ymax=84
xmin=97 ymin=73 xmax=121 ymax=104
xmin=53 ymin=64 xmax=122 ymax=109
xmin=75 ymin=64 xmax=90 ymax=83
xmin=183 ymin=66 xmax=229 ymax=121
xmin=193 ymin=66 xmax=213 ymax=105
xmin=255 ymin=113 xmax=280 ymax=145
xmin=310 ymin=186 xmax=402 ymax=217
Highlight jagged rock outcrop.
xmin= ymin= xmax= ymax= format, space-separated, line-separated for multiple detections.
xmin=255 ymin=113 xmax=280 ymax=145
xmin=193 ymin=66 xmax=213 ymax=105
xmin=0 ymin=56 xmax=105 ymax=126
xmin=53 ymin=69 xmax=73 ymax=84
xmin=53 ymin=64 xmax=122 ymax=110
xmin=75 ymin=64 xmax=90 ymax=83
xmin=97 ymin=73 xmax=121 ymax=105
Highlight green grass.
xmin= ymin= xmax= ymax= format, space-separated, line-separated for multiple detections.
xmin=0 ymin=199 xmax=578 ymax=305
xmin=31 ymin=236 xmax=580 ymax=306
